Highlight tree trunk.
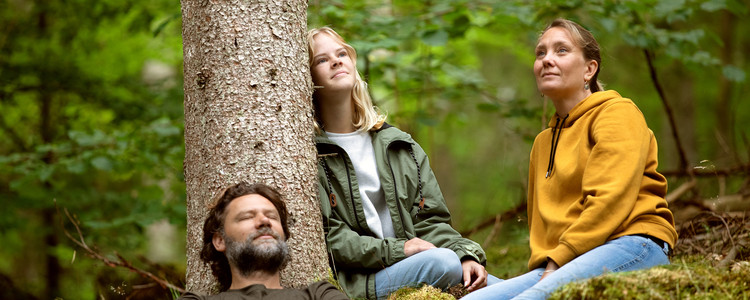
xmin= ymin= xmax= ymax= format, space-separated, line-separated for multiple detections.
xmin=716 ymin=10 xmax=737 ymax=162
xmin=181 ymin=0 xmax=327 ymax=294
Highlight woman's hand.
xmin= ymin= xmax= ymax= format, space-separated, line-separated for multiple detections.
xmin=541 ymin=259 xmax=559 ymax=280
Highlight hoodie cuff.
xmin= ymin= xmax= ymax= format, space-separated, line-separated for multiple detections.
xmin=548 ymin=243 xmax=577 ymax=267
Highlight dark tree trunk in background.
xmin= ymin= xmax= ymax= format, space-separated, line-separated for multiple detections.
xmin=717 ymin=10 xmax=737 ymax=161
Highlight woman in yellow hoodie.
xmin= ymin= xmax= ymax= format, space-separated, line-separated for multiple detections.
xmin=463 ymin=19 xmax=678 ymax=300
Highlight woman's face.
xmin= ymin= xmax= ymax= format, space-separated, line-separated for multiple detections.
xmin=533 ymin=27 xmax=597 ymax=101
xmin=310 ymin=33 xmax=356 ymax=96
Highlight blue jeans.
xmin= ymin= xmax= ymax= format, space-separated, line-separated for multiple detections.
xmin=462 ymin=235 xmax=670 ymax=300
xmin=374 ymin=248 xmax=503 ymax=299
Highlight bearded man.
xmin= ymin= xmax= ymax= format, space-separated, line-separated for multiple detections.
xmin=179 ymin=182 xmax=348 ymax=300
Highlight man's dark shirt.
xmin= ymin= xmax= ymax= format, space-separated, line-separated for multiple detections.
xmin=178 ymin=281 xmax=349 ymax=300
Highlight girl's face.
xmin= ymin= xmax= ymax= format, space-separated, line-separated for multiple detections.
xmin=533 ymin=27 xmax=597 ymax=101
xmin=310 ymin=33 xmax=356 ymax=96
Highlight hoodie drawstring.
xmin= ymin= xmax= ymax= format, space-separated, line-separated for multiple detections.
xmin=546 ymin=114 xmax=569 ymax=178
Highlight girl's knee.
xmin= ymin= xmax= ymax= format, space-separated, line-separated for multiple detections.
xmin=421 ymin=248 xmax=462 ymax=282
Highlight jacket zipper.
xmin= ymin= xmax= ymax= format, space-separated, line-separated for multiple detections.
xmin=341 ymin=149 xmax=366 ymax=232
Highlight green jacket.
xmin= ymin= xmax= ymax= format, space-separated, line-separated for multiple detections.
xmin=316 ymin=125 xmax=486 ymax=299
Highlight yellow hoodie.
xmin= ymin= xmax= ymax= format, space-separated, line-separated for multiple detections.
xmin=527 ymin=90 xmax=677 ymax=270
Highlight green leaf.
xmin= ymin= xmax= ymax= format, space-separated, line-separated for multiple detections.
xmin=421 ymin=30 xmax=449 ymax=47
xmin=91 ymin=156 xmax=112 ymax=171
xmin=477 ymin=102 xmax=501 ymax=112
xmin=722 ymin=65 xmax=746 ymax=82
xmin=654 ymin=0 xmax=685 ymax=17
xmin=700 ymin=0 xmax=727 ymax=12
xmin=149 ymin=118 xmax=181 ymax=137
xmin=38 ymin=165 xmax=55 ymax=182
xmin=66 ymin=160 xmax=86 ymax=174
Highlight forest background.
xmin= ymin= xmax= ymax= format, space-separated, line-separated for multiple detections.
xmin=1 ymin=0 xmax=748 ymax=299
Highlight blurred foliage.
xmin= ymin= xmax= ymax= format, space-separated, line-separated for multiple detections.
xmin=0 ymin=0 xmax=184 ymax=298
xmin=1 ymin=0 xmax=748 ymax=298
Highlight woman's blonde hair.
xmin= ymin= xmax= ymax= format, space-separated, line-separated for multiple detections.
xmin=307 ymin=27 xmax=385 ymax=132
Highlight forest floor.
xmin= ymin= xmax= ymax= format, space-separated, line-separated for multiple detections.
xmin=388 ymin=212 xmax=750 ymax=300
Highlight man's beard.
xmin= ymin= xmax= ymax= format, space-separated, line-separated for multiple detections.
xmin=223 ymin=227 xmax=290 ymax=276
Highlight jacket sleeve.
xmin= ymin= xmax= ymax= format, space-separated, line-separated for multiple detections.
xmin=409 ymin=143 xmax=487 ymax=265
xmin=317 ymin=179 xmax=409 ymax=269
xmin=548 ymin=102 xmax=651 ymax=267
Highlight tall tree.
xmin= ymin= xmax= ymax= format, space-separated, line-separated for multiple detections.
xmin=181 ymin=0 xmax=327 ymax=293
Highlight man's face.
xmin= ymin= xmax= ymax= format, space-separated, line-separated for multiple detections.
xmin=213 ymin=194 xmax=289 ymax=274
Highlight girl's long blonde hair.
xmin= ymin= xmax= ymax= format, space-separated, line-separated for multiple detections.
xmin=307 ymin=27 xmax=385 ymax=133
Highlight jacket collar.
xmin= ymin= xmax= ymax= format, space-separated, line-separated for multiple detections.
xmin=315 ymin=123 xmax=413 ymax=153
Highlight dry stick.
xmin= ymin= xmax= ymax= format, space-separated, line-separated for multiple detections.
xmin=460 ymin=202 xmax=526 ymax=237
xmin=57 ymin=204 xmax=186 ymax=294
xmin=709 ymin=211 xmax=737 ymax=250
xmin=666 ymin=179 xmax=697 ymax=203
xmin=643 ymin=49 xmax=692 ymax=177
xmin=482 ymin=214 xmax=503 ymax=249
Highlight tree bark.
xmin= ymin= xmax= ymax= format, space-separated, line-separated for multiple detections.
xmin=181 ymin=0 xmax=327 ymax=294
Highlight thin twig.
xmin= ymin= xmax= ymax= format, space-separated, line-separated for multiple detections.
xmin=708 ymin=211 xmax=737 ymax=250
xmin=56 ymin=202 xmax=186 ymax=294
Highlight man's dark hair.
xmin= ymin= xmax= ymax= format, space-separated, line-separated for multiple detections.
xmin=200 ymin=182 xmax=291 ymax=291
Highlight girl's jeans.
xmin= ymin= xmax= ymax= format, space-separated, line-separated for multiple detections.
xmin=374 ymin=248 xmax=503 ymax=299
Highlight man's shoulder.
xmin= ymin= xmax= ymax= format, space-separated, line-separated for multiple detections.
xmin=178 ymin=282 xmax=348 ymax=300
xmin=303 ymin=280 xmax=350 ymax=300
xmin=177 ymin=285 xmax=267 ymax=300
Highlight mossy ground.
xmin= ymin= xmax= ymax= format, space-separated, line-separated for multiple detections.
xmin=380 ymin=256 xmax=750 ymax=299
xmin=549 ymin=256 xmax=750 ymax=300
xmin=386 ymin=285 xmax=457 ymax=300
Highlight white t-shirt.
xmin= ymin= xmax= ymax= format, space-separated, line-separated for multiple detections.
xmin=326 ymin=130 xmax=395 ymax=239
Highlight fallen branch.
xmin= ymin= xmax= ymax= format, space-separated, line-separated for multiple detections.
xmin=674 ymin=211 xmax=748 ymax=263
xmin=460 ymin=202 xmax=526 ymax=237
xmin=661 ymin=164 xmax=750 ymax=177
xmin=704 ymin=194 xmax=750 ymax=212
xmin=481 ymin=214 xmax=503 ymax=249
xmin=666 ymin=179 xmax=696 ymax=203
xmin=56 ymin=201 xmax=186 ymax=294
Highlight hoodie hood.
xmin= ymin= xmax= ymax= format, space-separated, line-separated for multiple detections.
xmin=544 ymin=90 xmax=622 ymax=178
xmin=547 ymin=90 xmax=623 ymax=128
